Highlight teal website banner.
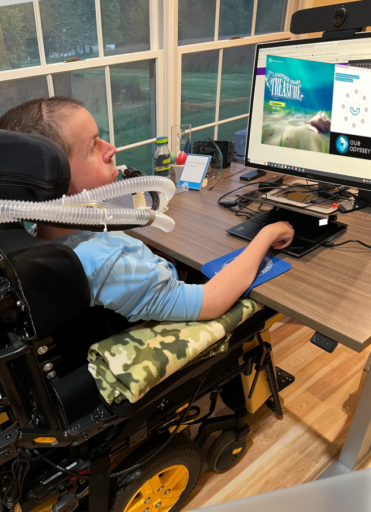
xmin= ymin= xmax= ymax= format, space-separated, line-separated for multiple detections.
xmin=262 ymin=55 xmax=335 ymax=155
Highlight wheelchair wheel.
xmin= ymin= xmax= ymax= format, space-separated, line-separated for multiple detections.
xmin=207 ymin=429 xmax=247 ymax=473
xmin=110 ymin=436 xmax=202 ymax=512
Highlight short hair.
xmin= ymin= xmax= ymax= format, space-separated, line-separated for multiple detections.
xmin=0 ymin=97 xmax=84 ymax=157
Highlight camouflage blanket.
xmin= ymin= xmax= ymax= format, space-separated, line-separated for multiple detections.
xmin=88 ymin=299 xmax=261 ymax=405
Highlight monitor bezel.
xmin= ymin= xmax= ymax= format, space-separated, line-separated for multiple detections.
xmin=244 ymin=31 xmax=371 ymax=192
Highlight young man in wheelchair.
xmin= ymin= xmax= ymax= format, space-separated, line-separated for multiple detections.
xmin=0 ymin=98 xmax=294 ymax=323
xmin=0 ymin=98 xmax=294 ymax=512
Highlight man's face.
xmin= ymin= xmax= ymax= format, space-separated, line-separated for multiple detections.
xmin=63 ymin=107 xmax=118 ymax=195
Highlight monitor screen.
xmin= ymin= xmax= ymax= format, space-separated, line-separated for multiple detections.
xmin=245 ymin=32 xmax=371 ymax=191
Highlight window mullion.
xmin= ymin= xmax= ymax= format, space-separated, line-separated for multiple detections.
xmin=47 ymin=75 xmax=55 ymax=97
xmin=33 ymin=1 xmax=46 ymax=67
xmin=95 ymin=0 xmax=105 ymax=58
xmin=164 ymin=0 xmax=179 ymax=143
xmin=0 ymin=51 xmax=162 ymax=83
xmin=150 ymin=0 xmax=159 ymax=51
xmin=105 ymin=66 xmax=115 ymax=148
xmin=214 ymin=48 xmax=223 ymax=140
xmin=214 ymin=0 xmax=221 ymax=42
xmin=178 ymin=33 xmax=290 ymax=55
xmin=156 ymin=54 xmax=164 ymax=136
xmin=218 ymin=113 xmax=249 ymax=125
xmin=251 ymin=0 xmax=259 ymax=37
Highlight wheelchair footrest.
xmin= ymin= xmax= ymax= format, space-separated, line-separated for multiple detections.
xmin=275 ymin=366 xmax=295 ymax=392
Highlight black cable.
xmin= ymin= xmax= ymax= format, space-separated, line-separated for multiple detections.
xmin=217 ymin=180 xmax=337 ymax=207
xmin=233 ymin=211 xmax=251 ymax=220
xmin=323 ymin=239 xmax=371 ymax=249
xmin=111 ymin=372 xmax=208 ymax=479
xmin=208 ymin=166 xmax=248 ymax=191
xmin=38 ymin=373 xmax=208 ymax=485
xmin=39 ymin=456 xmax=90 ymax=481
xmin=234 ymin=204 xmax=257 ymax=215
xmin=218 ymin=182 xmax=290 ymax=206
xmin=2 ymin=457 xmax=30 ymax=508
xmin=299 ymin=191 xmax=343 ymax=210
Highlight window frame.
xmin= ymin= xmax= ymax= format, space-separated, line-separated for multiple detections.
xmin=0 ymin=0 xmax=164 ymax=159
xmin=166 ymin=0 xmax=301 ymax=146
xmin=0 ymin=0 xmax=305 ymax=164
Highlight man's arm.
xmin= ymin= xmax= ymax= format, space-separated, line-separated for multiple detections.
xmin=196 ymin=222 xmax=294 ymax=320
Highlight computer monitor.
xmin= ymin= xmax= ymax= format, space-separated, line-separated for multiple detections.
xmin=245 ymin=32 xmax=371 ymax=198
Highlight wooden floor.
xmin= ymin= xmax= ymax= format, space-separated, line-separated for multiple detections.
xmin=183 ymin=317 xmax=371 ymax=511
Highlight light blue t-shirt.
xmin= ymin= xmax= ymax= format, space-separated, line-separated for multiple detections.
xmin=57 ymin=231 xmax=204 ymax=323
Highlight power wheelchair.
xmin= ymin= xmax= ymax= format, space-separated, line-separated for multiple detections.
xmin=0 ymin=131 xmax=293 ymax=512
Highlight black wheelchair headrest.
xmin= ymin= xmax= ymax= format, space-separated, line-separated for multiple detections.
xmin=0 ymin=130 xmax=70 ymax=202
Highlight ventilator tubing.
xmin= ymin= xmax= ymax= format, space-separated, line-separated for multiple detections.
xmin=56 ymin=175 xmax=175 ymax=211
xmin=0 ymin=176 xmax=176 ymax=233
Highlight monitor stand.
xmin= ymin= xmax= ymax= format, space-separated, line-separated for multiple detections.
xmin=266 ymin=177 xmax=371 ymax=213
xmin=265 ymin=178 xmax=343 ymax=215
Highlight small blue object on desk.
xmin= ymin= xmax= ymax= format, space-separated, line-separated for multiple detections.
xmin=201 ymin=248 xmax=291 ymax=296
xmin=178 ymin=154 xmax=211 ymax=190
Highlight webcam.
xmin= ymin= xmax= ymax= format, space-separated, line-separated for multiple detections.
xmin=291 ymin=1 xmax=371 ymax=35
xmin=333 ymin=7 xmax=347 ymax=27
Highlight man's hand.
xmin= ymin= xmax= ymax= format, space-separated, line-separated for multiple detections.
xmin=197 ymin=221 xmax=295 ymax=321
xmin=263 ymin=221 xmax=294 ymax=250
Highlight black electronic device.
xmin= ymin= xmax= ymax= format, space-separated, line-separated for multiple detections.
xmin=240 ymin=169 xmax=266 ymax=181
xmin=290 ymin=1 xmax=371 ymax=36
xmin=192 ymin=139 xmax=235 ymax=169
xmin=338 ymin=197 xmax=368 ymax=213
xmin=310 ymin=332 xmax=338 ymax=353
xmin=258 ymin=175 xmax=284 ymax=191
xmin=215 ymin=140 xmax=235 ymax=168
xmin=245 ymin=4 xmax=371 ymax=205
xmin=227 ymin=206 xmax=347 ymax=258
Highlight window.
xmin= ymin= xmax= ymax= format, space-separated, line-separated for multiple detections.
xmin=0 ymin=0 xmax=293 ymax=175
xmin=0 ymin=76 xmax=48 ymax=116
xmin=178 ymin=0 xmax=216 ymax=46
xmin=219 ymin=45 xmax=255 ymax=121
xmin=53 ymin=68 xmax=110 ymax=141
xmin=255 ymin=0 xmax=288 ymax=35
xmin=101 ymin=0 xmax=150 ymax=56
xmin=219 ymin=0 xmax=254 ymax=40
xmin=177 ymin=0 xmax=291 ymax=147
xmin=181 ymin=51 xmax=219 ymax=128
xmin=111 ymin=60 xmax=156 ymax=148
xmin=39 ymin=0 xmax=98 ymax=64
xmin=0 ymin=3 xmax=40 ymax=70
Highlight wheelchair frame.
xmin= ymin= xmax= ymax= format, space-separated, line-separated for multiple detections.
xmin=0 ymin=245 xmax=291 ymax=512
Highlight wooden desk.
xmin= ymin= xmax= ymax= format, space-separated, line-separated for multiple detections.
xmin=130 ymin=164 xmax=371 ymax=353
xmin=129 ymin=165 xmax=371 ymax=476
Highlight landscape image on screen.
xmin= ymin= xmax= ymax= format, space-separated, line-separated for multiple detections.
xmin=262 ymin=56 xmax=335 ymax=154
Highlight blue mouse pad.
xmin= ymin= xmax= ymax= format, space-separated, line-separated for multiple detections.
xmin=201 ymin=249 xmax=291 ymax=296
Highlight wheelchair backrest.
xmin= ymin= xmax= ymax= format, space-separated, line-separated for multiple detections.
xmin=0 ymin=223 xmax=90 ymax=338
xmin=0 ymin=131 xmax=133 ymax=434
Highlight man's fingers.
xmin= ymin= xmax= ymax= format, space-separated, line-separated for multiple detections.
xmin=272 ymin=237 xmax=293 ymax=249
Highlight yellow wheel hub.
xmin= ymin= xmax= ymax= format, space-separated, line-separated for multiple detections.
xmin=124 ymin=465 xmax=189 ymax=512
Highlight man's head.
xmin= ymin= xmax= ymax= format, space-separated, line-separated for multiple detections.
xmin=0 ymin=97 xmax=118 ymax=195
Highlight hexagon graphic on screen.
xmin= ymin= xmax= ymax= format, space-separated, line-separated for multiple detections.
xmin=340 ymin=89 xmax=369 ymax=130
